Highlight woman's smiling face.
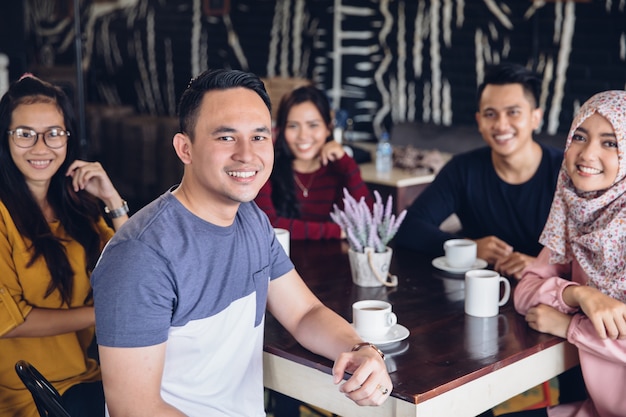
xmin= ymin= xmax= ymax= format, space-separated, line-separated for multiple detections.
xmin=283 ymin=101 xmax=331 ymax=163
xmin=565 ymin=112 xmax=619 ymax=193
xmin=8 ymin=101 xmax=68 ymax=190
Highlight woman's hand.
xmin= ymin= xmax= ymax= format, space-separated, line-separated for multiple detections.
xmin=525 ymin=304 xmax=572 ymax=338
xmin=564 ymin=285 xmax=626 ymax=340
xmin=66 ymin=160 xmax=121 ymax=204
xmin=320 ymin=141 xmax=345 ymax=166
xmin=66 ymin=161 xmax=129 ymax=230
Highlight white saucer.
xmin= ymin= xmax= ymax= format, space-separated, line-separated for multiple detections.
xmin=352 ymin=324 xmax=410 ymax=345
xmin=431 ymin=256 xmax=488 ymax=274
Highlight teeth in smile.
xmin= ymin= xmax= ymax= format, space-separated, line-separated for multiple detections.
xmin=494 ymin=133 xmax=514 ymax=141
xmin=578 ymin=166 xmax=602 ymax=175
xmin=228 ymin=171 xmax=255 ymax=178
xmin=30 ymin=160 xmax=51 ymax=167
xmin=297 ymin=143 xmax=313 ymax=151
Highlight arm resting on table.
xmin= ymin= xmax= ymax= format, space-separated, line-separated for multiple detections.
xmin=267 ymin=269 xmax=392 ymax=405
xmin=514 ymin=247 xmax=577 ymax=315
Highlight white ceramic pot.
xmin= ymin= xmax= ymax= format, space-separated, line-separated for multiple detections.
xmin=348 ymin=246 xmax=398 ymax=287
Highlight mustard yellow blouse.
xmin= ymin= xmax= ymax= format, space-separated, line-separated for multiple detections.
xmin=0 ymin=201 xmax=114 ymax=417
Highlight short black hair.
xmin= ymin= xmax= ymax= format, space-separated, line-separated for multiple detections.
xmin=177 ymin=69 xmax=271 ymax=140
xmin=476 ymin=63 xmax=541 ymax=109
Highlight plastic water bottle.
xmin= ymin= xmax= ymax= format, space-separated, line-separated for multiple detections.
xmin=0 ymin=54 xmax=8 ymax=98
xmin=376 ymin=131 xmax=392 ymax=173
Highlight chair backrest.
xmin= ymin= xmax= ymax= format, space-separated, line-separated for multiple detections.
xmin=14 ymin=360 xmax=72 ymax=417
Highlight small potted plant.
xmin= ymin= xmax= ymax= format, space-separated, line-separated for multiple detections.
xmin=330 ymin=188 xmax=407 ymax=287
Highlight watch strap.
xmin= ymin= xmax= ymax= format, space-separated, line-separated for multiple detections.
xmin=104 ymin=200 xmax=129 ymax=219
xmin=351 ymin=342 xmax=385 ymax=360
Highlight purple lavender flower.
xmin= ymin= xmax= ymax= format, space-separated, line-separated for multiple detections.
xmin=330 ymin=188 xmax=407 ymax=253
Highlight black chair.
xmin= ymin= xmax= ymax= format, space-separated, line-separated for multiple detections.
xmin=14 ymin=360 xmax=72 ymax=417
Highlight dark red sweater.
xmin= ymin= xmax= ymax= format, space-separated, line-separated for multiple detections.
xmin=255 ymin=154 xmax=372 ymax=240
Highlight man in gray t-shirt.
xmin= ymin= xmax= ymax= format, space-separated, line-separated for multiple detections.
xmin=92 ymin=69 xmax=392 ymax=416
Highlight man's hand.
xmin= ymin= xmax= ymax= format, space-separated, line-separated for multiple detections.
xmin=564 ymin=285 xmax=626 ymax=340
xmin=268 ymin=270 xmax=392 ymax=407
xmin=332 ymin=345 xmax=392 ymax=406
xmin=494 ymin=252 xmax=535 ymax=280
xmin=525 ymin=304 xmax=572 ymax=338
xmin=475 ymin=236 xmax=513 ymax=265
xmin=474 ymin=236 xmax=534 ymax=279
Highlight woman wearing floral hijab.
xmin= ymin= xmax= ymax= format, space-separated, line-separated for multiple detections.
xmin=510 ymin=90 xmax=626 ymax=417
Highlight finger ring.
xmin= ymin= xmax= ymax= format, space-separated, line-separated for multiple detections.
xmin=376 ymin=384 xmax=389 ymax=395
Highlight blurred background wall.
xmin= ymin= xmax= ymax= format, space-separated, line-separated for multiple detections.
xmin=0 ymin=0 xmax=625 ymax=207
xmin=2 ymin=0 xmax=625 ymax=138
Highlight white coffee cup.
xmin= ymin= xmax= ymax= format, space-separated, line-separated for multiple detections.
xmin=464 ymin=314 xmax=509 ymax=360
xmin=444 ymin=239 xmax=477 ymax=268
xmin=464 ymin=270 xmax=511 ymax=317
xmin=274 ymin=228 xmax=290 ymax=256
xmin=352 ymin=300 xmax=397 ymax=339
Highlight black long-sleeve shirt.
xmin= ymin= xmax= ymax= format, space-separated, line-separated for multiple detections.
xmin=395 ymin=144 xmax=563 ymax=257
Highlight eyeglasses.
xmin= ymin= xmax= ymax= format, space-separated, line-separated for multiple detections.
xmin=7 ymin=127 xmax=70 ymax=149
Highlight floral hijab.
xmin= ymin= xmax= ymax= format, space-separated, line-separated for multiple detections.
xmin=540 ymin=90 xmax=626 ymax=302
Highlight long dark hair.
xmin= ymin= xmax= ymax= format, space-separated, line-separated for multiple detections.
xmin=0 ymin=75 xmax=102 ymax=306
xmin=271 ymin=85 xmax=333 ymax=218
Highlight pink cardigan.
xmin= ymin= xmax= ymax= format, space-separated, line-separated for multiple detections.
xmin=514 ymin=247 xmax=626 ymax=417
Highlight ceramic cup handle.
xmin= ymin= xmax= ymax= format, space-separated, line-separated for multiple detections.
xmin=387 ymin=312 xmax=398 ymax=327
xmin=498 ymin=277 xmax=511 ymax=306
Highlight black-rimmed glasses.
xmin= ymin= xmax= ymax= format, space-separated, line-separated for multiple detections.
xmin=7 ymin=127 xmax=70 ymax=149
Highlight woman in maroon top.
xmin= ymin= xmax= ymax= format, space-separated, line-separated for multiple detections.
xmin=255 ymin=85 xmax=372 ymax=240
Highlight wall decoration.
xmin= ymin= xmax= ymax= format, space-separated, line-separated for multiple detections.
xmin=203 ymin=0 xmax=230 ymax=17
xmin=20 ymin=0 xmax=626 ymax=141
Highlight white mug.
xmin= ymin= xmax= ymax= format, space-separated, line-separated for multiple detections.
xmin=274 ymin=228 xmax=290 ymax=256
xmin=444 ymin=239 xmax=477 ymax=268
xmin=464 ymin=270 xmax=511 ymax=317
xmin=464 ymin=314 xmax=509 ymax=360
xmin=352 ymin=300 xmax=397 ymax=339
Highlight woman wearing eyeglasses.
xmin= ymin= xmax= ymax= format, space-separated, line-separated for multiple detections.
xmin=0 ymin=75 xmax=128 ymax=417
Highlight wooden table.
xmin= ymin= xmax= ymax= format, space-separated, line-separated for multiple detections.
xmin=359 ymin=163 xmax=435 ymax=214
xmin=353 ymin=143 xmax=450 ymax=214
xmin=263 ymin=240 xmax=579 ymax=417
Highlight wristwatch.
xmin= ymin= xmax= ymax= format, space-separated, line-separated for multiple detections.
xmin=104 ymin=200 xmax=129 ymax=219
